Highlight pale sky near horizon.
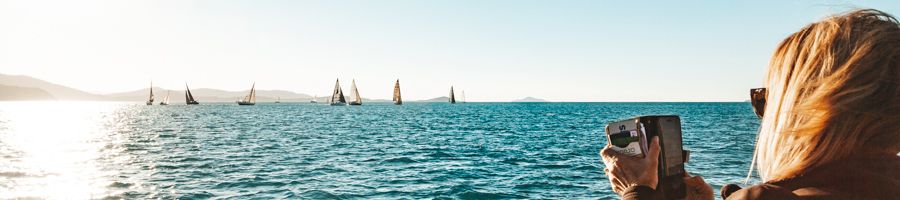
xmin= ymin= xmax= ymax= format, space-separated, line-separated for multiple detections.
xmin=1 ymin=1 xmax=898 ymax=101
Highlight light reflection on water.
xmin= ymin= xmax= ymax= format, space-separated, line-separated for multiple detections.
xmin=0 ymin=102 xmax=760 ymax=199
xmin=0 ymin=102 xmax=125 ymax=199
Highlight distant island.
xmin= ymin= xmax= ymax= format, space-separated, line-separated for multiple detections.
xmin=512 ymin=97 xmax=548 ymax=102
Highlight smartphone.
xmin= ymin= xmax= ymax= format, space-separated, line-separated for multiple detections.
xmin=606 ymin=115 xmax=686 ymax=199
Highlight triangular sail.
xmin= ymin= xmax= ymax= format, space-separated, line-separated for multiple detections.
xmin=461 ymin=90 xmax=466 ymax=103
xmin=185 ymin=84 xmax=196 ymax=103
xmin=242 ymin=83 xmax=256 ymax=103
xmin=147 ymin=81 xmax=155 ymax=105
xmin=349 ymin=79 xmax=362 ymax=104
xmin=393 ymin=79 xmax=402 ymax=105
xmin=331 ymin=79 xmax=346 ymax=104
xmin=249 ymin=83 xmax=256 ymax=103
xmin=163 ymin=91 xmax=170 ymax=103
xmin=149 ymin=82 xmax=154 ymax=101
xmin=449 ymin=86 xmax=456 ymax=104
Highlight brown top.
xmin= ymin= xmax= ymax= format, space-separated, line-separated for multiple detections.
xmin=621 ymin=154 xmax=899 ymax=200
xmin=724 ymin=154 xmax=900 ymax=200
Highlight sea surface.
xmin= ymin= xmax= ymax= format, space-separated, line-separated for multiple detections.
xmin=0 ymin=102 xmax=760 ymax=199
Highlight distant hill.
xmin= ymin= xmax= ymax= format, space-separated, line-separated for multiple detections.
xmin=512 ymin=97 xmax=548 ymax=102
xmin=0 ymin=74 xmax=104 ymax=100
xmin=105 ymin=87 xmax=316 ymax=102
xmin=0 ymin=85 xmax=55 ymax=100
xmin=420 ymin=96 xmax=450 ymax=102
xmin=0 ymin=73 xmax=401 ymax=102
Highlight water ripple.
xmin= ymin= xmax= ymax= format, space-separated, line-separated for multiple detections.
xmin=0 ymin=102 xmax=759 ymax=199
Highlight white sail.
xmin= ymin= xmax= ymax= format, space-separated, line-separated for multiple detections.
xmin=163 ymin=91 xmax=170 ymax=104
xmin=349 ymin=79 xmax=362 ymax=105
xmin=461 ymin=90 xmax=466 ymax=103
xmin=250 ymin=84 xmax=256 ymax=103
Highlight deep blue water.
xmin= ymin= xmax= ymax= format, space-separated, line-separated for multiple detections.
xmin=0 ymin=102 xmax=760 ymax=199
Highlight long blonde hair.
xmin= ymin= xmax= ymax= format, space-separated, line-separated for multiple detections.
xmin=750 ymin=9 xmax=900 ymax=182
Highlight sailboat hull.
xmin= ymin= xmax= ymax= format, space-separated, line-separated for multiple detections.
xmin=237 ymin=101 xmax=255 ymax=105
xmin=330 ymin=102 xmax=346 ymax=106
xmin=187 ymin=101 xmax=199 ymax=105
xmin=348 ymin=102 xmax=361 ymax=106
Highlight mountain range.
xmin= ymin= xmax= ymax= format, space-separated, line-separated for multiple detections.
xmin=0 ymin=73 xmax=533 ymax=103
xmin=512 ymin=97 xmax=549 ymax=102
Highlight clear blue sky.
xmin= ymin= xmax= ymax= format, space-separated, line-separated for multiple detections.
xmin=1 ymin=0 xmax=897 ymax=101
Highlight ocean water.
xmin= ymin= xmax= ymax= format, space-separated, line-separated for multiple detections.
xmin=0 ymin=102 xmax=760 ymax=199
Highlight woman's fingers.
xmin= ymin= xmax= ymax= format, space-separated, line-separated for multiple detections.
xmin=646 ymin=136 xmax=660 ymax=161
xmin=682 ymin=175 xmax=714 ymax=200
xmin=685 ymin=175 xmax=708 ymax=185
xmin=600 ymin=145 xmax=621 ymax=160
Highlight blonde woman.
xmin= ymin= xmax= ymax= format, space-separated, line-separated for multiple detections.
xmin=601 ymin=9 xmax=900 ymax=200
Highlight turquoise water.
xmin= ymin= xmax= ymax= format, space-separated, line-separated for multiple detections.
xmin=0 ymin=102 xmax=759 ymax=199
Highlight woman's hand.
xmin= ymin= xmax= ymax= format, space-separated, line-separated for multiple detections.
xmin=600 ymin=136 xmax=660 ymax=195
xmin=682 ymin=174 xmax=714 ymax=200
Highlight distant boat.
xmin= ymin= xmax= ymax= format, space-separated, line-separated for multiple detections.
xmin=310 ymin=95 xmax=318 ymax=103
xmin=275 ymin=97 xmax=280 ymax=103
xmin=185 ymin=84 xmax=199 ymax=105
xmin=393 ymin=79 xmax=402 ymax=105
xmin=146 ymin=82 xmax=154 ymax=105
xmin=330 ymin=79 xmax=346 ymax=106
xmin=237 ymin=82 xmax=256 ymax=105
xmin=348 ymin=79 xmax=362 ymax=106
xmin=461 ymin=90 xmax=466 ymax=103
xmin=159 ymin=91 xmax=170 ymax=105
xmin=449 ymin=86 xmax=456 ymax=104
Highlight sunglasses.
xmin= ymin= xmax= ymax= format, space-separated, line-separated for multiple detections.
xmin=750 ymin=88 xmax=767 ymax=118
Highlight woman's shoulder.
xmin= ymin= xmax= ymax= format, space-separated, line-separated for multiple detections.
xmin=724 ymin=184 xmax=861 ymax=200
xmin=724 ymin=184 xmax=799 ymax=200
xmin=790 ymin=154 xmax=900 ymax=199
xmin=725 ymin=155 xmax=900 ymax=200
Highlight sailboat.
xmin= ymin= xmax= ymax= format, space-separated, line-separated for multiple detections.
xmin=237 ymin=82 xmax=256 ymax=105
xmin=146 ymin=82 xmax=154 ymax=105
xmin=185 ymin=84 xmax=199 ymax=105
xmin=275 ymin=97 xmax=280 ymax=103
xmin=330 ymin=79 xmax=347 ymax=106
xmin=461 ymin=90 xmax=466 ymax=103
xmin=348 ymin=79 xmax=362 ymax=106
xmin=160 ymin=91 xmax=170 ymax=105
xmin=392 ymin=79 xmax=402 ymax=105
xmin=310 ymin=95 xmax=318 ymax=103
xmin=449 ymin=86 xmax=456 ymax=104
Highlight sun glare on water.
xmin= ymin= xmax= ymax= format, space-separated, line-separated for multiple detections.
xmin=0 ymin=101 xmax=128 ymax=199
